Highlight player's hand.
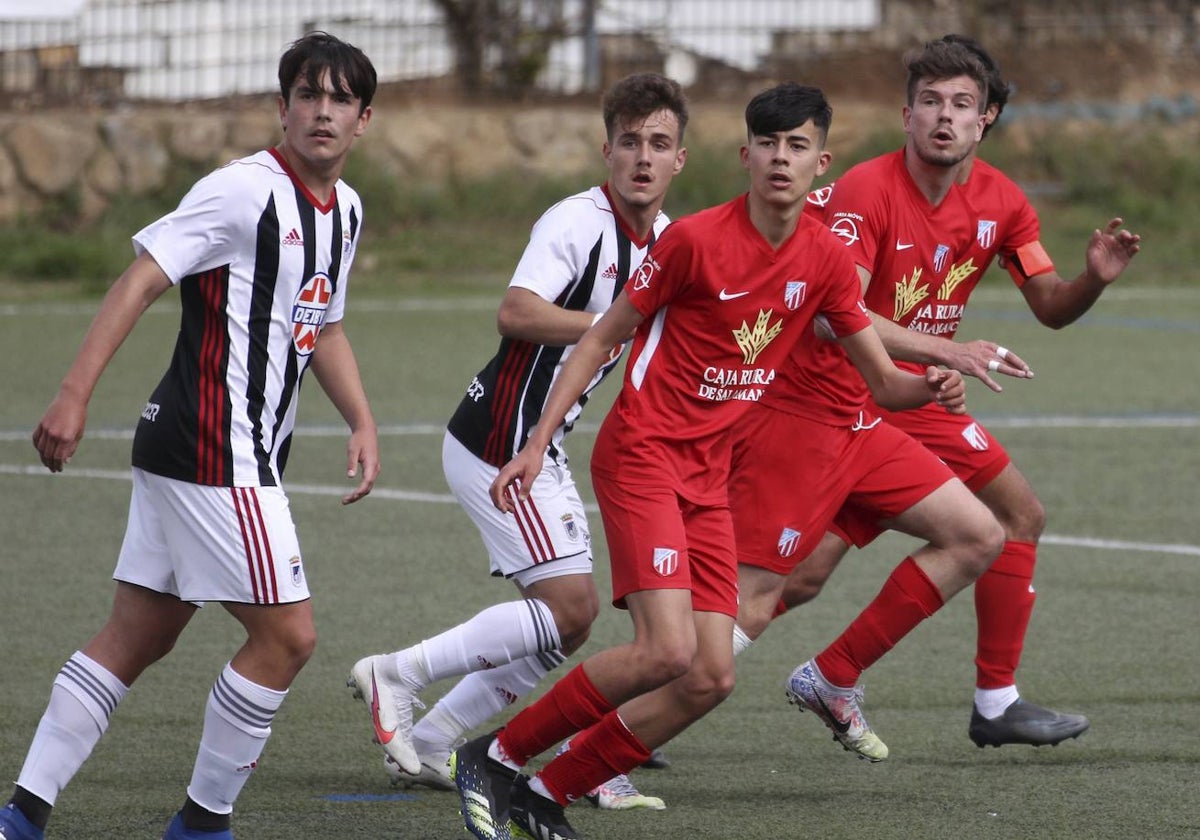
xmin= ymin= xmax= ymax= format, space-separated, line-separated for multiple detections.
xmin=947 ymin=340 xmax=1033 ymax=393
xmin=341 ymin=426 xmax=379 ymax=505
xmin=1086 ymin=217 xmax=1141 ymax=285
xmin=927 ymin=366 xmax=967 ymax=415
xmin=490 ymin=448 xmax=543 ymax=513
xmin=32 ymin=391 xmax=88 ymax=473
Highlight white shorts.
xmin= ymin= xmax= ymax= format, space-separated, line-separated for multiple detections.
xmin=442 ymin=431 xmax=592 ymax=583
xmin=114 ymin=468 xmax=309 ymax=605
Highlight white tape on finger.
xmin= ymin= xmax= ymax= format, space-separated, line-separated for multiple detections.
xmin=996 ymin=346 xmax=1009 ymax=360
xmin=987 ymin=359 xmax=1001 ymax=372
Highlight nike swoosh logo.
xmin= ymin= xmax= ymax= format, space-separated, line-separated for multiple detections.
xmin=895 ymin=240 xmax=915 ymax=251
xmin=369 ymin=669 xmax=396 ymax=745
xmin=814 ymin=687 xmax=852 ymax=734
xmin=719 ymin=289 xmax=750 ymax=300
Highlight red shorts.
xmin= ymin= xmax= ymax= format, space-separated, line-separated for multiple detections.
xmin=592 ymin=472 xmax=738 ymax=617
xmin=832 ymin=403 xmax=1008 ymax=548
xmin=733 ymin=406 xmax=954 ymax=574
xmin=878 ymin=402 xmax=1010 ymax=493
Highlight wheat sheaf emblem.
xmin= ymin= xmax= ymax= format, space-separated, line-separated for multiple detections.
xmin=937 ymin=258 xmax=977 ymax=300
xmin=894 ymin=268 xmax=929 ymax=320
xmin=733 ymin=309 xmax=784 ymax=365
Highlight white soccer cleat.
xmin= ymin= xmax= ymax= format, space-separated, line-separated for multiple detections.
xmin=785 ymin=659 xmax=889 ymax=762
xmin=385 ymin=752 xmax=456 ymax=792
xmin=348 ymin=654 xmax=421 ymax=775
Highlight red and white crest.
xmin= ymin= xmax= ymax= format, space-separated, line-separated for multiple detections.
xmin=292 ymin=272 xmax=332 ymax=356
xmin=653 ymin=547 xmax=679 ymax=577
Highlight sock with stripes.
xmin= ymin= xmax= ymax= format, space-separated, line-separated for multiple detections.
xmin=16 ymin=651 xmax=129 ymax=809
xmin=186 ymin=663 xmax=285 ymax=819
xmin=407 ymin=598 xmax=562 ymax=687
xmin=412 ymin=651 xmax=564 ymax=757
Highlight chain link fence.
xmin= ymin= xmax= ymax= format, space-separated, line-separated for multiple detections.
xmin=1 ymin=0 xmax=1195 ymax=107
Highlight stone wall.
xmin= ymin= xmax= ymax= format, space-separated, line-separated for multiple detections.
xmin=0 ymin=98 xmax=762 ymax=226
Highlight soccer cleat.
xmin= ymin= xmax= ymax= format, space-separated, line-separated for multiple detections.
xmin=347 ymin=654 xmax=421 ymax=775
xmin=785 ymin=660 xmax=889 ymax=762
xmin=161 ymin=812 xmax=233 ymax=840
xmin=584 ymin=774 xmax=666 ymax=811
xmin=641 ymin=747 xmax=671 ymax=769
xmin=0 ymin=803 xmax=44 ymax=840
xmin=553 ymin=738 xmax=665 ymax=811
xmin=451 ymin=732 xmax=518 ymax=840
xmin=508 ymin=774 xmax=583 ymax=840
xmin=968 ymin=699 xmax=1090 ymax=748
xmin=385 ymin=751 xmax=456 ymax=792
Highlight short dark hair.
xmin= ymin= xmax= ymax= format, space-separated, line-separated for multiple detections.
xmin=936 ymin=34 xmax=1010 ymax=138
xmin=744 ymin=83 xmax=832 ymax=142
xmin=279 ymin=31 xmax=377 ymax=113
xmin=602 ymin=73 xmax=689 ymax=143
xmin=903 ymin=38 xmax=989 ymax=112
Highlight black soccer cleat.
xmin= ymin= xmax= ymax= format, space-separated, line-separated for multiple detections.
xmin=968 ymin=699 xmax=1090 ymax=748
xmin=451 ymin=732 xmax=518 ymax=840
xmin=508 ymin=774 xmax=584 ymax=840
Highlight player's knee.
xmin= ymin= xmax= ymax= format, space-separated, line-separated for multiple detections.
xmin=273 ymin=622 xmax=318 ymax=671
xmin=544 ymin=589 xmax=600 ymax=651
xmin=967 ymin=516 xmax=1007 ymax=578
xmin=634 ymin=638 xmax=695 ymax=684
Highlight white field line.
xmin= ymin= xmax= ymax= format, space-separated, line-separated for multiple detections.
xmin=1 ymin=413 xmax=1197 ymax=445
xmin=1 ymin=462 xmax=1196 ymax=558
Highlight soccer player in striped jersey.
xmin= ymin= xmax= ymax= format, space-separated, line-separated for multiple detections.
xmin=3 ymin=32 xmax=378 ymax=840
xmin=347 ymin=73 xmax=687 ymax=807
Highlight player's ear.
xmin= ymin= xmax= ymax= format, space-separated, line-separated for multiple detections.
xmin=816 ymin=149 xmax=833 ymax=176
xmin=673 ymin=146 xmax=687 ymax=174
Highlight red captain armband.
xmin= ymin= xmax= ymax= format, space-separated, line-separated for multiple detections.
xmin=1003 ymin=240 xmax=1055 ymax=287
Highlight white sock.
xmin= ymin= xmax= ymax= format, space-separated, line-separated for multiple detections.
xmin=412 ymin=651 xmax=564 ymax=757
xmin=18 ymin=652 xmax=129 ymax=805
xmin=732 ymin=624 xmax=754 ymax=656
xmin=187 ymin=663 xmax=286 ymax=815
xmin=413 ymin=599 xmax=561 ymax=685
xmin=974 ymin=685 xmax=1020 ymax=719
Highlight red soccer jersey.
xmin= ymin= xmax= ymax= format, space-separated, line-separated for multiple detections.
xmin=959 ymin=157 xmax=1049 ymax=291
xmin=590 ymin=194 xmax=870 ymax=505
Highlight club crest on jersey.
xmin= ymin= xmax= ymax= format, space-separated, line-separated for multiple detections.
xmin=343 ymin=229 xmax=353 ymax=256
xmin=653 ymin=547 xmax=679 ymax=577
xmin=292 ymin=272 xmax=332 ymax=356
xmin=778 ymin=527 xmax=802 ymax=558
xmin=290 ymin=556 xmax=304 ymax=587
xmin=933 ymin=244 xmax=950 ymax=273
xmin=784 ymin=280 xmax=807 ymax=311
xmin=977 ymin=220 xmax=996 ymax=250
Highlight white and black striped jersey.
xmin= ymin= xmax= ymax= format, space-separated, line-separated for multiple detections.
xmin=447 ymin=185 xmax=668 ymax=467
xmin=130 ymin=148 xmax=361 ymax=487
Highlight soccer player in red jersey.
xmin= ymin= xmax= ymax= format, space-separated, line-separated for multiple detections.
xmin=449 ymin=83 xmax=966 ymax=840
xmin=777 ymin=36 xmax=1141 ymax=755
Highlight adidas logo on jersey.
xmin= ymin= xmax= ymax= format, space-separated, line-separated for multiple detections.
xmin=282 ymin=228 xmax=304 ymax=246
xmin=601 ymin=262 xmax=620 ymax=281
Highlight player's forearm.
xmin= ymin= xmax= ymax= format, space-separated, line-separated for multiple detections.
xmin=523 ymin=336 xmax=609 ymax=452
xmin=867 ymin=311 xmax=955 ymax=367
xmin=311 ymin=325 xmax=377 ymax=434
xmin=497 ymin=289 xmax=596 ymax=346
xmin=869 ymin=370 xmax=933 ymax=412
xmin=1026 ymin=271 xmax=1107 ymax=330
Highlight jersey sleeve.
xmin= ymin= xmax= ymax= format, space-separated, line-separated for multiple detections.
xmin=624 ymin=220 xmax=692 ymax=318
xmin=508 ymin=200 xmax=587 ymax=302
xmin=816 ymin=238 xmax=872 ymax=338
xmin=132 ymin=167 xmax=240 ymax=284
xmin=999 ymin=195 xmax=1052 ymax=287
xmin=823 ymin=171 xmax=886 ymax=272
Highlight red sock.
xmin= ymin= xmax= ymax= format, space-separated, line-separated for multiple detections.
xmin=539 ymin=711 xmax=651 ymax=806
xmin=815 ymin=557 xmax=944 ymax=687
xmin=974 ymin=540 xmax=1037 ymax=689
xmin=497 ymin=665 xmax=614 ymax=766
